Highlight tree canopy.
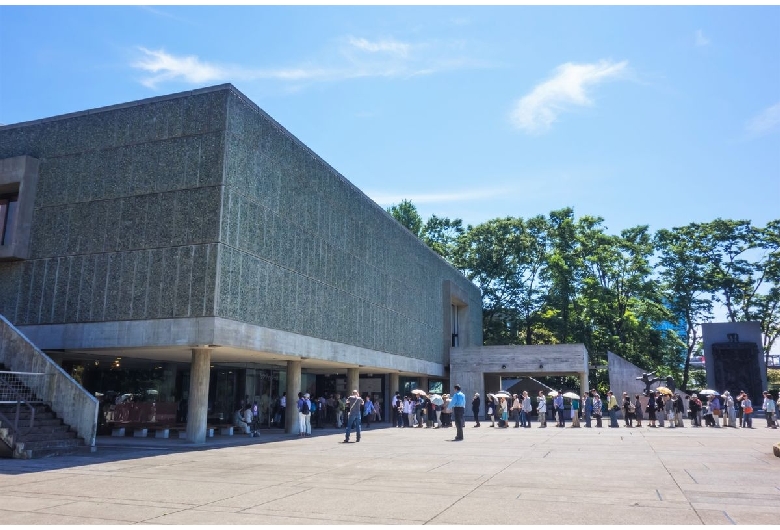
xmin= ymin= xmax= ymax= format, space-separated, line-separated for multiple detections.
xmin=386 ymin=201 xmax=779 ymax=389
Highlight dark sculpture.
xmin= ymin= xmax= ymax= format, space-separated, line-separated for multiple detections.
xmin=665 ymin=376 xmax=676 ymax=395
xmin=637 ymin=372 xmax=661 ymax=396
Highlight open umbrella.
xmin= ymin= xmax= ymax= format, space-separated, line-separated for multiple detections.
xmin=547 ymin=390 xmax=560 ymax=397
xmin=698 ymin=389 xmax=719 ymax=396
xmin=411 ymin=389 xmax=427 ymax=396
xmin=656 ymin=386 xmax=673 ymax=395
xmin=562 ymin=392 xmax=580 ymax=400
xmin=429 ymin=394 xmax=444 ymax=406
xmin=494 ymin=390 xmax=512 ymax=399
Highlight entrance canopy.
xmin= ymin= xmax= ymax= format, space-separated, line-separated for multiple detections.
xmin=450 ymin=344 xmax=589 ymax=404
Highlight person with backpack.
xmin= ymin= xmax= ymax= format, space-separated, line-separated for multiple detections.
xmin=343 ymin=389 xmax=364 ymax=443
xmin=297 ymin=392 xmax=311 ymax=437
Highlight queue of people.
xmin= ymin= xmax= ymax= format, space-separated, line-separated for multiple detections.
xmin=235 ymin=387 xmax=778 ymax=438
xmin=463 ymin=388 xmax=780 ymax=430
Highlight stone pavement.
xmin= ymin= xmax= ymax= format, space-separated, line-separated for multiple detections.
xmin=1 ymin=422 xmax=779 ymax=525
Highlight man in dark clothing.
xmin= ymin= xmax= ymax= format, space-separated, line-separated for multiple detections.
xmin=471 ymin=392 xmax=481 ymax=427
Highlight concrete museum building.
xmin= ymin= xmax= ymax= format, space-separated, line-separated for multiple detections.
xmin=0 ymin=85 xmax=487 ymax=444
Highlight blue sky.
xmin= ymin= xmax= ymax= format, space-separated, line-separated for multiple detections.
xmin=1 ymin=5 xmax=778 ymax=233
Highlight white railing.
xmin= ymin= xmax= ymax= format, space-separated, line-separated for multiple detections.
xmin=0 ymin=315 xmax=98 ymax=447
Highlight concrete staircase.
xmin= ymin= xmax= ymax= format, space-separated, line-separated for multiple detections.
xmin=0 ymin=364 xmax=88 ymax=459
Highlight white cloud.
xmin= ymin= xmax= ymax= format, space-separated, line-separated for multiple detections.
xmin=510 ymin=60 xmax=629 ymax=134
xmin=745 ymin=101 xmax=780 ymax=138
xmin=347 ymin=37 xmax=411 ymax=57
xmin=370 ymin=187 xmax=511 ymax=206
xmin=133 ymin=48 xmax=234 ymax=88
xmin=131 ymin=36 xmax=489 ymax=90
xmin=695 ymin=29 xmax=710 ymax=47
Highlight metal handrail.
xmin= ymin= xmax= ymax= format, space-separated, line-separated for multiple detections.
xmin=0 ymin=371 xmax=46 ymax=446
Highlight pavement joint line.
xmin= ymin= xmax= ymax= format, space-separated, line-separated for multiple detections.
xmin=648 ymin=433 xmax=705 ymax=525
xmin=723 ymin=511 xmax=737 ymax=525
xmin=656 ymin=489 xmax=662 ymax=501
xmin=422 ymin=455 xmax=524 ymax=525
xmin=685 ymin=469 xmax=699 ymax=484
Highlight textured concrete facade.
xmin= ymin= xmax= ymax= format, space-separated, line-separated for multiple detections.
xmin=0 ymin=84 xmax=482 ymax=373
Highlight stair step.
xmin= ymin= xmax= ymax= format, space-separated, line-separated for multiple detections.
xmin=20 ymin=425 xmax=76 ymax=440
xmin=0 ymin=407 xmax=52 ymax=417
xmin=17 ymin=438 xmax=83 ymax=450
xmin=1 ymin=364 xmax=90 ymax=459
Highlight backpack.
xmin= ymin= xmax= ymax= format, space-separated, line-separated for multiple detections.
xmin=301 ymin=400 xmax=310 ymax=414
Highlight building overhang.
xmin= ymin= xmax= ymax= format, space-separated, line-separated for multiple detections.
xmin=17 ymin=317 xmax=444 ymax=377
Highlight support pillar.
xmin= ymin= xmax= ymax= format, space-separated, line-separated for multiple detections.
xmin=286 ymin=360 xmax=301 ymax=435
xmin=418 ymin=377 xmax=429 ymax=393
xmin=347 ymin=368 xmax=360 ymax=396
xmin=580 ymin=372 xmax=589 ymax=396
xmin=389 ymin=373 xmax=400 ymax=425
xmin=389 ymin=373 xmax=400 ymax=395
xmin=186 ymin=348 xmax=211 ymax=444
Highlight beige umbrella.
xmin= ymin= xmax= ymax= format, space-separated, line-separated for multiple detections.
xmin=547 ymin=390 xmax=559 ymax=397
xmin=411 ymin=389 xmax=427 ymax=396
xmin=656 ymin=386 xmax=673 ymax=395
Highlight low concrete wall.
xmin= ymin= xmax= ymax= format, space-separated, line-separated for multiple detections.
xmin=0 ymin=314 xmax=98 ymax=447
xmin=451 ymin=344 xmax=589 ymax=420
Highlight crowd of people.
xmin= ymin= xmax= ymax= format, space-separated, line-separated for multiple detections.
xmin=456 ymin=388 xmax=779 ymax=430
xmin=231 ymin=387 xmax=778 ymax=438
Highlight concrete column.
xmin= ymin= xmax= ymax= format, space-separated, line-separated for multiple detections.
xmin=347 ymin=368 xmax=360 ymax=395
xmin=186 ymin=348 xmax=211 ymax=444
xmin=580 ymin=372 xmax=589 ymax=396
xmin=389 ymin=373 xmax=399 ymax=397
xmin=286 ymin=361 xmax=301 ymax=435
xmin=388 ymin=373 xmax=399 ymax=424
xmin=418 ymin=377 xmax=429 ymax=393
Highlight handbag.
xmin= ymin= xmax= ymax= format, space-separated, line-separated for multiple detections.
xmin=744 ymin=406 xmax=753 ymax=414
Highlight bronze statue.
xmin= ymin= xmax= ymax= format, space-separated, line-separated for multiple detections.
xmin=637 ymin=372 xmax=661 ymax=396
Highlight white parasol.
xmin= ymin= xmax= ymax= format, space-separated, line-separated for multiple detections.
xmin=429 ymin=394 xmax=444 ymax=406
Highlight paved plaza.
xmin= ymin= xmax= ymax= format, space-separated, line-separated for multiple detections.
xmin=1 ymin=422 xmax=779 ymax=525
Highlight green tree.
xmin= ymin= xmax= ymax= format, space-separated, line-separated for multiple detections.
xmin=655 ymin=224 xmax=715 ymax=390
xmin=576 ymin=220 xmax=676 ymax=373
xmin=543 ymin=208 xmax=581 ymax=344
xmin=422 ymin=214 xmax=464 ymax=260
xmin=453 ymin=216 xmax=550 ymax=345
xmin=386 ymin=199 xmax=423 ymax=237
xmin=748 ymin=219 xmax=780 ymax=358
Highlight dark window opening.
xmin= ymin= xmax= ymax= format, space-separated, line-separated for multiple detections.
xmin=0 ymin=194 xmax=19 ymax=246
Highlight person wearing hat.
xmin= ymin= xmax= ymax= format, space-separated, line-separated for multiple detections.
xmin=606 ymin=391 xmax=620 ymax=428
xmin=723 ymin=391 xmax=736 ymax=428
xmin=655 ymin=391 xmax=666 ymax=428
xmin=741 ymin=392 xmax=754 ymax=428
xmin=450 ymin=384 xmax=466 ymax=441
xmin=471 ymin=392 xmax=481 ymax=427
xmin=688 ymin=394 xmax=702 ymax=427
xmin=762 ymin=391 xmax=777 ymax=428
xmin=297 ymin=392 xmax=312 ymax=437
